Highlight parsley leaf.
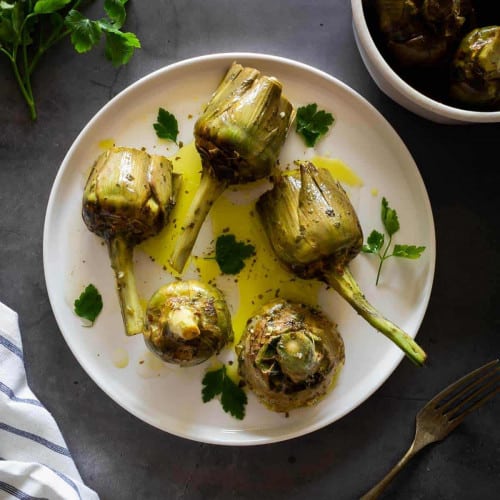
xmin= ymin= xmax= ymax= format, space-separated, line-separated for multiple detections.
xmin=296 ymin=103 xmax=334 ymax=147
xmin=153 ymin=107 xmax=179 ymax=142
xmin=362 ymin=230 xmax=384 ymax=254
xmin=362 ymin=197 xmax=425 ymax=285
xmin=202 ymin=365 xmax=247 ymax=420
xmin=103 ymin=0 xmax=127 ymax=28
xmin=393 ymin=244 xmax=426 ymax=259
xmin=66 ymin=10 xmax=101 ymax=53
xmin=34 ymin=0 xmax=72 ymax=15
xmin=201 ymin=366 xmax=224 ymax=402
xmin=103 ymin=27 xmax=140 ymax=66
xmin=381 ymin=197 xmax=400 ymax=236
xmin=215 ymin=234 xmax=255 ymax=275
xmin=74 ymin=284 xmax=103 ymax=325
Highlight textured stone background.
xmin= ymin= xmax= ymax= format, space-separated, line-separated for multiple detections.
xmin=1 ymin=1 xmax=499 ymax=499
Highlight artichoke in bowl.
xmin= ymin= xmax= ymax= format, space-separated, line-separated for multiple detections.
xmin=374 ymin=0 xmax=474 ymax=67
xmin=82 ymin=147 xmax=176 ymax=336
xmin=451 ymin=25 xmax=500 ymax=109
xmin=237 ymin=299 xmax=345 ymax=412
xmin=144 ymin=280 xmax=233 ymax=366
xmin=169 ymin=62 xmax=295 ymax=273
xmin=256 ymin=161 xmax=427 ymax=366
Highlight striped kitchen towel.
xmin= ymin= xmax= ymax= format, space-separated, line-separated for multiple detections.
xmin=0 ymin=301 xmax=99 ymax=500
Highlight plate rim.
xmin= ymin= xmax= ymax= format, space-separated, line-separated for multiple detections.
xmin=43 ymin=51 xmax=436 ymax=446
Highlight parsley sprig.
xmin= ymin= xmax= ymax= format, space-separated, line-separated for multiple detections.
xmin=296 ymin=103 xmax=334 ymax=147
xmin=0 ymin=0 xmax=140 ymax=120
xmin=215 ymin=234 xmax=255 ymax=275
xmin=74 ymin=283 xmax=103 ymax=325
xmin=362 ymin=197 xmax=425 ymax=285
xmin=153 ymin=107 xmax=179 ymax=142
xmin=202 ymin=364 xmax=247 ymax=420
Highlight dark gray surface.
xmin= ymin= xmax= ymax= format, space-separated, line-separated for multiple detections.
xmin=1 ymin=1 xmax=499 ymax=499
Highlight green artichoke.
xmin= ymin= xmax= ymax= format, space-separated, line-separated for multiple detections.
xmin=237 ymin=299 xmax=345 ymax=412
xmin=256 ymin=162 xmax=427 ymax=366
xmin=169 ymin=62 xmax=295 ymax=273
xmin=451 ymin=26 xmax=500 ymax=108
xmin=144 ymin=280 xmax=233 ymax=366
xmin=82 ymin=147 xmax=176 ymax=335
xmin=374 ymin=0 xmax=474 ymax=67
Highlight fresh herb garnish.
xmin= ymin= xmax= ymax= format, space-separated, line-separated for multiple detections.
xmin=215 ymin=234 xmax=255 ymax=275
xmin=0 ymin=0 xmax=140 ymax=120
xmin=202 ymin=364 xmax=247 ymax=420
xmin=74 ymin=283 xmax=103 ymax=325
xmin=153 ymin=107 xmax=179 ymax=142
xmin=296 ymin=103 xmax=334 ymax=147
xmin=362 ymin=197 xmax=426 ymax=285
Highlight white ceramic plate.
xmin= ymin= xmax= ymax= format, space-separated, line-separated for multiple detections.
xmin=43 ymin=53 xmax=435 ymax=445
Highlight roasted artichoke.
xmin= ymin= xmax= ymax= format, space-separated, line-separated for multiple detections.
xmin=237 ymin=299 xmax=345 ymax=412
xmin=169 ymin=62 xmax=295 ymax=272
xmin=144 ymin=280 xmax=233 ymax=366
xmin=257 ymin=162 xmax=427 ymax=366
xmin=374 ymin=0 xmax=474 ymax=67
xmin=82 ymin=147 xmax=176 ymax=335
xmin=451 ymin=25 xmax=500 ymax=108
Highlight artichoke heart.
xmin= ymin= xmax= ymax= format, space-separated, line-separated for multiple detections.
xmin=237 ymin=299 xmax=345 ymax=412
xmin=169 ymin=62 xmax=295 ymax=273
xmin=451 ymin=26 xmax=500 ymax=108
xmin=82 ymin=147 xmax=176 ymax=335
xmin=256 ymin=161 xmax=427 ymax=367
xmin=144 ymin=280 xmax=233 ymax=366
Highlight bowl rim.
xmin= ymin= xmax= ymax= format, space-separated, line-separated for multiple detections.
xmin=351 ymin=0 xmax=500 ymax=123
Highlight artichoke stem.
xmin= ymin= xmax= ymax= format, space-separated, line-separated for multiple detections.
xmin=108 ymin=236 xmax=144 ymax=336
xmin=324 ymin=267 xmax=427 ymax=367
xmin=170 ymin=171 xmax=227 ymax=273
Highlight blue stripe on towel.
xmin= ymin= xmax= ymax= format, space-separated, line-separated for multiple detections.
xmin=0 ymin=333 xmax=23 ymax=360
xmin=0 ymin=382 xmax=43 ymax=407
xmin=0 ymin=422 xmax=71 ymax=457
xmin=50 ymin=467 xmax=81 ymax=499
xmin=0 ymin=480 xmax=47 ymax=500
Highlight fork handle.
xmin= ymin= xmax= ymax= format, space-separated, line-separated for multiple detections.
xmin=360 ymin=442 xmax=420 ymax=500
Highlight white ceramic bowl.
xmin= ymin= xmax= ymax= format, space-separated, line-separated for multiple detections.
xmin=351 ymin=0 xmax=500 ymax=124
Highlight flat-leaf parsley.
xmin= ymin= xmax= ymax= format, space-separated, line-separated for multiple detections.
xmin=202 ymin=364 xmax=247 ymax=420
xmin=362 ymin=197 xmax=425 ymax=285
xmin=153 ymin=107 xmax=179 ymax=142
xmin=74 ymin=284 xmax=103 ymax=325
xmin=215 ymin=234 xmax=255 ymax=275
xmin=0 ymin=0 xmax=140 ymax=120
xmin=296 ymin=103 xmax=334 ymax=147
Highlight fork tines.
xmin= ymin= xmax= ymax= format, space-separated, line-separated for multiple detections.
xmin=430 ymin=359 xmax=500 ymax=423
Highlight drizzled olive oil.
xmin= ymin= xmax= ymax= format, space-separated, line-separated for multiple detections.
xmin=140 ymin=143 xmax=363 ymax=344
xmin=310 ymin=155 xmax=364 ymax=186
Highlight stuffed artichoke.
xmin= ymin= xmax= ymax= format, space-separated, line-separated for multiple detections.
xmin=82 ymin=147 xmax=176 ymax=335
xmin=169 ymin=62 xmax=295 ymax=272
xmin=257 ymin=162 xmax=427 ymax=366
xmin=237 ymin=299 xmax=345 ymax=412
xmin=144 ymin=280 xmax=233 ymax=366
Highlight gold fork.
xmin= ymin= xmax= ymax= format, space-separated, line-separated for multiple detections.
xmin=361 ymin=359 xmax=500 ymax=500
